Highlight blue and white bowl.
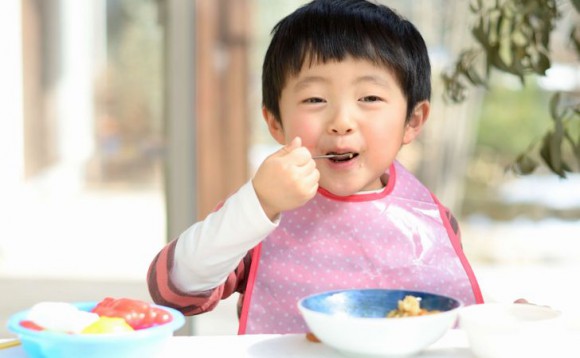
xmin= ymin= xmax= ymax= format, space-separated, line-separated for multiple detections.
xmin=298 ymin=288 xmax=462 ymax=357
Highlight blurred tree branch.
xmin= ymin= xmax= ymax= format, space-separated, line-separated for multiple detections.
xmin=442 ymin=0 xmax=580 ymax=178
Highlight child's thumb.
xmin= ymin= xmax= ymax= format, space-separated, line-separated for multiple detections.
xmin=281 ymin=137 xmax=302 ymax=155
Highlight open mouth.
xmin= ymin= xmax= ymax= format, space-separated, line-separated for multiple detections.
xmin=327 ymin=152 xmax=359 ymax=162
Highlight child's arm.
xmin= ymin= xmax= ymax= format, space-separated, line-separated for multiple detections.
xmin=443 ymin=207 xmax=461 ymax=245
xmin=169 ymin=138 xmax=316 ymax=291
xmin=147 ymin=240 xmax=255 ymax=316
xmin=171 ymin=181 xmax=277 ymax=291
xmin=147 ymin=138 xmax=318 ymax=314
xmin=147 ymin=181 xmax=277 ymax=314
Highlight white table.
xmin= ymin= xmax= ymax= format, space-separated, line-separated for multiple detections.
xmin=2 ymin=328 xmax=579 ymax=357
xmin=0 ymin=330 xmax=474 ymax=358
xmin=164 ymin=330 xmax=475 ymax=357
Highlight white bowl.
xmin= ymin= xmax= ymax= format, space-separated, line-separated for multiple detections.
xmin=297 ymin=289 xmax=461 ymax=357
xmin=459 ymin=303 xmax=564 ymax=358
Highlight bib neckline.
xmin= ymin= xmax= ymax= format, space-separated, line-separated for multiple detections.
xmin=318 ymin=162 xmax=396 ymax=202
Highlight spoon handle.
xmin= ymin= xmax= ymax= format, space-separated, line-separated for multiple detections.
xmin=312 ymin=154 xmax=336 ymax=159
xmin=0 ymin=339 xmax=21 ymax=350
xmin=313 ymin=153 xmax=354 ymax=160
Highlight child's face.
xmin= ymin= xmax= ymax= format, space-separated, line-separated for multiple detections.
xmin=264 ymin=57 xmax=428 ymax=196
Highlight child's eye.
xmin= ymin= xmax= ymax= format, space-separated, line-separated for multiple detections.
xmin=303 ymin=97 xmax=326 ymax=104
xmin=360 ymin=95 xmax=383 ymax=102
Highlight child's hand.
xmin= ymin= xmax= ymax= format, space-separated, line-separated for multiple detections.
xmin=252 ymin=137 xmax=319 ymax=221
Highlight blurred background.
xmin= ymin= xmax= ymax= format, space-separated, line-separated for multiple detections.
xmin=0 ymin=0 xmax=578 ymax=337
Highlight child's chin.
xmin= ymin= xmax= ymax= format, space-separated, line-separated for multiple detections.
xmin=319 ymin=183 xmax=359 ymax=197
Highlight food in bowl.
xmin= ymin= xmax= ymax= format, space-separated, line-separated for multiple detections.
xmin=8 ymin=298 xmax=185 ymax=358
xmin=386 ymin=295 xmax=441 ymax=318
xmin=91 ymin=297 xmax=173 ymax=331
xmin=23 ymin=301 xmax=101 ymax=333
xmin=81 ymin=316 xmax=134 ymax=334
xmin=17 ymin=297 xmax=173 ymax=334
xmin=298 ymin=288 xmax=461 ymax=357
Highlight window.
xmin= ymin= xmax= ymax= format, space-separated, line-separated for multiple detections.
xmin=0 ymin=0 xmax=166 ymax=281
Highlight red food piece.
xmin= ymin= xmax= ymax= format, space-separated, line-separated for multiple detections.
xmin=91 ymin=297 xmax=172 ymax=330
xmin=20 ymin=320 xmax=45 ymax=331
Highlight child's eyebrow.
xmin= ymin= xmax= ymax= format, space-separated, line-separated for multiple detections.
xmin=354 ymin=75 xmax=391 ymax=89
xmin=292 ymin=75 xmax=392 ymax=93
xmin=292 ymin=76 xmax=328 ymax=92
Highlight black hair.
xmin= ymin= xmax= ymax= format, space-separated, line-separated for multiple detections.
xmin=262 ymin=0 xmax=431 ymax=123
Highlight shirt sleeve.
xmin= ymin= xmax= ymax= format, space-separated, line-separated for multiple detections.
xmin=147 ymin=180 xmax=278 ymax=315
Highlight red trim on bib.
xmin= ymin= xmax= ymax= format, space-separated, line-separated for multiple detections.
xmin=431 ymin=193 xmax=484 ymax=304
xmin=237 ymin=243 xmax=263 ymax=334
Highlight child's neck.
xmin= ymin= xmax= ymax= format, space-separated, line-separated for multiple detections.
xmin=356 ymin=173 xmax=389 ymax=195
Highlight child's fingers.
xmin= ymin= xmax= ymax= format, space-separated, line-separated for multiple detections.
xmin=286 ymin=137 xmax=317 ymax=165
xmin=268 ymin=137 xmax=302 ymax=161
xmin=303 ymin=166 xmax=320 ymax=190
xmin=280 ymin=137 xmax=302 ymax=156
xmin=271 ymin=137 xmax=312 ymax=165
xmin=286 ymin=136 xmax=302 ymax=151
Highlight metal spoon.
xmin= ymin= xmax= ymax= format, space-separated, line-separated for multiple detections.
xmin=312 ymin=153 xmax=355 ymax=160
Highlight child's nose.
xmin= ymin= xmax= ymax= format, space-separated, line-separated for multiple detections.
xmin=329 ymin=108 xmax=355 ymax=135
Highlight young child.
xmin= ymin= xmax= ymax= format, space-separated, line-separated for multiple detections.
xmin=148 ymin=0 xmax=483 ymax=334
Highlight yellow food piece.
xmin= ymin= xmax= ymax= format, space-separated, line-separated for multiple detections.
xmin=387 ymin=295 xmax=440 ymax=318
xmin=81 ymin=317 xmax=134 ymax=334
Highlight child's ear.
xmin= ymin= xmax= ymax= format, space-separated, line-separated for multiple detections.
xmin=262 ymin=106 xmax=286 ymax=145
xmin=403 ymin=101 xmax=430 ymax=145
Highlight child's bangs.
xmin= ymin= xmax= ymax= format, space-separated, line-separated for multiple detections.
xmin=287 ymin=28 xmax=400 ymax=81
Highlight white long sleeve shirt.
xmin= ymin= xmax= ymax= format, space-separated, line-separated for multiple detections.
xmin=170 ymin=181 xmax=279 ymax=292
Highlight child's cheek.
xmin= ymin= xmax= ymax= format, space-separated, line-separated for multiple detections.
xmin=292 ymin=118 xmax=321 ymax=152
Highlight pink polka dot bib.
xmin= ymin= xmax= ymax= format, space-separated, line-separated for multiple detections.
xmin=239 ymin=161 xmax=482 ymax=334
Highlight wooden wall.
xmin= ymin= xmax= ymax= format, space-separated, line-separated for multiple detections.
xmin=195 ymin=0 xmax=250 ymax=218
